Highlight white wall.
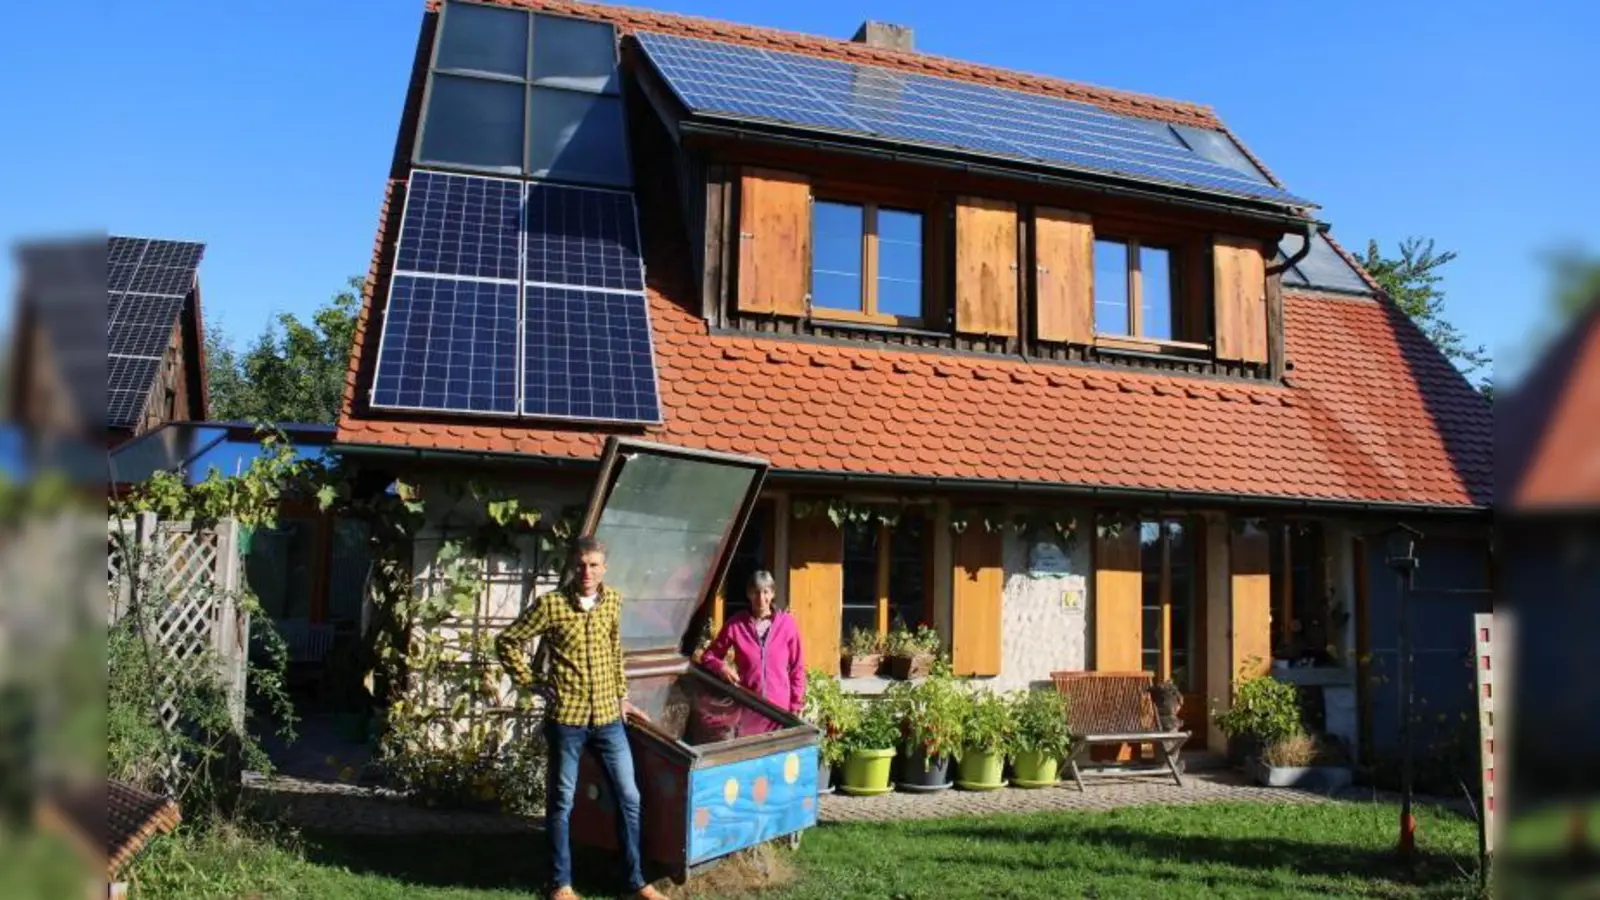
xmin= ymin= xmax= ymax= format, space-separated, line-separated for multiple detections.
xmin=989 ymin=508 xmax=1093 ymax=692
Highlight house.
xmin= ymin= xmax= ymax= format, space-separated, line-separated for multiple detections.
xmin=332 ymin=0 xmax=1494 ymax=761
xmin=102 ymin=235 xmax=210 ymax=448
xmin=1496 ymin=298 xmax=1600 ymax=796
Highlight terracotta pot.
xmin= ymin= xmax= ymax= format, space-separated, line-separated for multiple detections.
xmin=842 ymin=653 xmax=882 ymax=679
xmin=889 ymin=653 xmax=934 ymax=680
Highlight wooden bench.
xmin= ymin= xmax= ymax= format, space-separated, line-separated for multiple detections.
xmin=1049 ymin=670 xmax=1189 ymax=790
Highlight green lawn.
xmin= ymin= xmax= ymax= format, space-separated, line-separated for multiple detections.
xmin=128 ymin=801 xmax=1486 ymax=900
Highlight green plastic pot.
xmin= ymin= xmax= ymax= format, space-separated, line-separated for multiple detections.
xmin=839 ymin=748 xmax=896 ymax=796
xmin=1010 ymin=750 xmax=1061 ymax=788
xmin=956 ymin=748 xmax=1007 ymax=791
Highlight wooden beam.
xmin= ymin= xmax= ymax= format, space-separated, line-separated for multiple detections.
xmin=876 ymin=521 xmax=891 ymax=637
xmin=1353 ymin=535 xmax=1372 ymax=763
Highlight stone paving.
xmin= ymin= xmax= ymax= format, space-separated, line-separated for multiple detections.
xmin=246 ymin=716 xmax=1459 ymax=836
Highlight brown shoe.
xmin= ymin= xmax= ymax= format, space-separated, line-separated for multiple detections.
xmin=633 ymin=886 xmax=669 ymax=900
xmin=550 ymin=887 xmax=582 ymax=900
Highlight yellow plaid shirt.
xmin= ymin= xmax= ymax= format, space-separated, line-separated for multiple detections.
xmin=495 ymin=584 xmax=628 ymax=727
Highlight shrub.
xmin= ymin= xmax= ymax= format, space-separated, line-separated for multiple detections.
xmin=802 ymin=669 xmax=859 ymax=767
xmin=840 ymin=698 xmax=900 ymax=755
xmin=886 ymin=670 xmax=966 ymax=761
xmin=1214 ymin=674 xmax=1301 ymax=748
xmin=1009 ymin=688 xmax=1072 ymax=761
xmin=1263 ymin=731 xmax=1318 ymax=767
xmin=962 ymin=689 xmax=1014 ymax=756
xmin=846 ymin=627 xmax=883 ymax=658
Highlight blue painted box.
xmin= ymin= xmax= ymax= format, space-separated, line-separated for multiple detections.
xmin=567 ymin=439 xmax=821 ymax=883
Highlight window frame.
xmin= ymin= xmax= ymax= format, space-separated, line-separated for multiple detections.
xmin=839 ymin=507 xmax=934 ymax=645
xmin=807 ymin=188 xmax=930 ymax=330
xmin=1138 ymin=515 xmax=1201 ymax=690
xmin=413 ymin=1 xmax=632 ymax=186
xmin=1092 ymin=235 xmax=1204 ymax=353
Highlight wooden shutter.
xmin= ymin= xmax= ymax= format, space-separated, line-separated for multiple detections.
xmin=1229 ymin=524 xmax=1272 ymax=681
xmin=737 ymin=169 xmax=811 ymax=317
xmin=954 ymin=197 xmax=1019 ymax=336
xmin=1093 ymin=523 xmax=1143 ymax=672
xmin=951 ymin=528 xmax=1003 ymax=676
xmin=1034 ymin=207 xmax=1095 ymax=344
xmin=1213 ymin=236 xmax=1269 ymax=363
xmin=787 ymin=514 xmax=842 ymax=672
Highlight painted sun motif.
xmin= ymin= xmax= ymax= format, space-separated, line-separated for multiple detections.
xmin=752 ymin=776 xmax=770 ymax=805
xmin=782 ymin=753 xmax=801 ymax=784
xmin=723 ymin=778 xmax=740 ymax=805
xmin=694 ymin=807 xmax=710 ymax=830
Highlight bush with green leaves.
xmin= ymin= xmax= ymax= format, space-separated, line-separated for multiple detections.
xmin=885 ymin=670 xmax=966 ymax=761
xmin=802 ymin=668 xmax=859 ymax=767
xmin=884 ymin=622 xmax=941 ymax=658
xmin=1009 ymin=688 xmax=1072 ymax=761
xmin=840 ymin=697 xmax=901 ymax=755
xmin=845 ymin=627 xmax=883 ymax=658
xmin=962 ymin=689 xmax=1015 ymax=756
xmin=1214 ymin=674 xmax=1301 ymax=748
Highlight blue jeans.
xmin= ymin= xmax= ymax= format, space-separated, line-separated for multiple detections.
xmin=546 ymin=720 xmax=644 ymax=892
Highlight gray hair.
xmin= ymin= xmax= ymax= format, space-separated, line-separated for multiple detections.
xmin=748 ymin=570 xmax=777 ymax=594
xmin=569 ymin=536 xmax=607 ymax=563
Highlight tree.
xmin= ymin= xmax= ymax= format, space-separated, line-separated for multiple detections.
xmin=1360 ymin=237 xmax=1490 ymax=391
xmin=1539 ymin=242 xmax=1600 ymax=324
xmin=206 ymin=277 xmax=361 ymax=425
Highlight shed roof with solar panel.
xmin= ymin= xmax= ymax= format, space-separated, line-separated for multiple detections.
xmin=105 ymin=236 xmax=207 ymax=431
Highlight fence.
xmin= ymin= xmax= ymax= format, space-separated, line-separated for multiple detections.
xmin=107 ymin=513 xmax=250 ymax=735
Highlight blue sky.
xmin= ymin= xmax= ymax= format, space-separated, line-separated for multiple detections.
xmin=4 ymin=1 xmax=1593 ymax=384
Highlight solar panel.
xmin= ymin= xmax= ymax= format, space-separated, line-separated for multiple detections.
xmin=106 ymin=237 xmax=205 ymax=298
xmin=394 ymin=170 xmax=522 ymax=281
xmin=370 ymin=275 xmax=521 ymax=415
xmin=525 ymin=183 xmax=644 ymax=292
xmin=104 ymin=236 xmax=204 ymax=427
xmin=636 ymin=32 xmax=1310 ymax=207
xmin=522 ymin=285 xmax=661 ymax=424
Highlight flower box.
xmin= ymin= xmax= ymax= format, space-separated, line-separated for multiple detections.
xmin=1248 ymin=758 xmax=1352 ymax=792
xmin=841 ymin=653 xmax=882 ymax=679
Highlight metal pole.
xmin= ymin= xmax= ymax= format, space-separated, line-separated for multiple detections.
xmin=1398 ymin=563 xmax=1416 ymax=860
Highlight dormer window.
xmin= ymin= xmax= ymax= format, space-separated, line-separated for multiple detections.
xmin=811 ymin=199 xmax=925 ymax=327
xmin=1093 ymin=238 xmax=1178 ymax=343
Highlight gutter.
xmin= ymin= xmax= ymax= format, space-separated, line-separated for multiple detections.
xmin=678 ymin=118 xmax=1326 ymax=231
xmin=334 ymin=440 xmax=1489 ymax=518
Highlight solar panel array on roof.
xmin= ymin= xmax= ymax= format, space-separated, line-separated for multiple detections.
xmin=106 ymin=236 xmax=205 ymax=427
xmin=369 ymin=169 xmax=661 ymax=425
xmin=635 ymin=32 xmax=1312 ymax=208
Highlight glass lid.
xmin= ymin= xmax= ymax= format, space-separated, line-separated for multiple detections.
xmin=579 ymin=438 xmax=769 ymax=655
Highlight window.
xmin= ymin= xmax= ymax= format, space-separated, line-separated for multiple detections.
xmin=717 ymin=501 xmax=775 ymax=623
xmin=1270 ymin=521 xmax=1329 ymax=665
xmin=418 ymin=3 xmax=631 ymax=186
xmin=811 ymin=200 xmax=924 ymax=326
xmin=1139 ymin=517 xmax=1199 ymax=691
xmin=1094 ymin=238 xmax=1178 ymax=342
xmin=839 ymin=509 xmax=931 ymax=643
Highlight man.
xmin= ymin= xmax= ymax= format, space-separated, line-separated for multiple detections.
xmin=496 ymin=537 xmax=665 ymax=900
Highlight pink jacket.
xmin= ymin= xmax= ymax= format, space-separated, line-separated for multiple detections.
xmin=700 ymin=610 xmax=807 ymax=718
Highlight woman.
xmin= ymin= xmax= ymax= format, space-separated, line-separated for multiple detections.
xmin=699 ymin=571 xmax=806 ymax=734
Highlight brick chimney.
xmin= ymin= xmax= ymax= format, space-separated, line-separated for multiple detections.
xmin=851 ymin=21 xmax=914 ymax=52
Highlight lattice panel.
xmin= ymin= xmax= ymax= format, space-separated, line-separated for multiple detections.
xmin=106 ymin=515 xmax=248 ymax=775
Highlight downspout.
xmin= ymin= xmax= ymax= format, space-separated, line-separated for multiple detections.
xmin=1276 ymin=219 xmax=1322 ymax=277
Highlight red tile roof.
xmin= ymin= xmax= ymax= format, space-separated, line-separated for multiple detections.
xmin=339 ymin=275 xmax=1492 ymax=507
xmin=336 ymin=0 xmax=1494 ymax=510
xmin=1501 ymin=301 xmax=1600 ymax=512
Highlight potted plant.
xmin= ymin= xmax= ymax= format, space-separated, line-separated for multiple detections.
xmin=802 ymin=667 xmax=858 ymax=795
xmin=1213 ymin=673 xmax=1301 ymax=768
xmin=886 ymin=623 xmax=941 ymax=680
xmin=1008 ymin=688 xmax=1071 ymax=788
xmin=1250 ymin=731 xmax=1353 ymax=791
xmin=837 ymin=697 xmax=900 ymax=796
xmin=1147 ymin=680 xmax=1183 ymax=732
xmin=886 ymin=668 xmax=965 ymax=792
xmin=841 ymin=627 xmax=884 ymax=679
xmin=956 ymin=688 xmax=1013 ymax=791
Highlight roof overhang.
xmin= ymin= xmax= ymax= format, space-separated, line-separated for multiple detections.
xmin=331 ymin=440 xmax=1490 ymax=519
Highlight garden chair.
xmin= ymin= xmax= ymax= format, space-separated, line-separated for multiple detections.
xmin=1049 ymin=670 xmax=1188 ymax=790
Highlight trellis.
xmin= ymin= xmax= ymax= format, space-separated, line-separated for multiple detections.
xmin=107 ymin=513 xmax=249 ymax=735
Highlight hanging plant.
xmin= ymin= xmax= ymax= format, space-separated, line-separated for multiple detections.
xmin=1096 ymin=510 xmax=1136 ymax=541
xmin=1230 ymin=516 xmax=1269 ymax=536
